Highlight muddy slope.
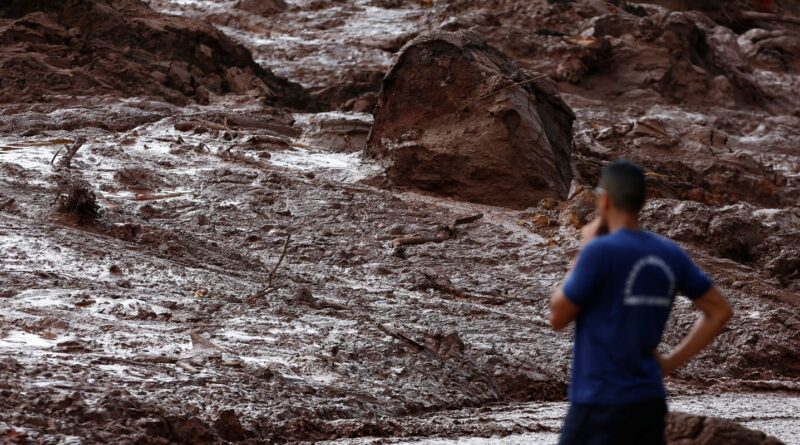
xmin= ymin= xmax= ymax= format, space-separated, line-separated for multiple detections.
xmin=0 ymin=0 xmax=799 ymax=443
xmin=0 ymin=0 xmax=309 ymax=107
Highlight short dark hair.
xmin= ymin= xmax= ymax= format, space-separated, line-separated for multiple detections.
xmin=599 ymin=159 xmax=646 ymax=214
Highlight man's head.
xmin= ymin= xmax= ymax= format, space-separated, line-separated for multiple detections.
xmin=596 ymin=160 xmax=646 ymax=219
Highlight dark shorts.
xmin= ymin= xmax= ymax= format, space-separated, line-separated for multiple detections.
xmin=558 ymin=398 xmax=667 ymax=445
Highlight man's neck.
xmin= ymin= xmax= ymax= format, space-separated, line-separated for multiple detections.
xmin=607 ymin=213 xmax=640 ymax=233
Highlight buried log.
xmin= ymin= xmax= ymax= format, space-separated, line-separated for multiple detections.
xmin=740 ymin=11 xmax=800 ymax=26
xmin=391 ymin=213 xmax=483 ymax=248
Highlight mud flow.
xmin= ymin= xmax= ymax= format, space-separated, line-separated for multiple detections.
xmin=1 ymin=0 xmax=799 ymax=444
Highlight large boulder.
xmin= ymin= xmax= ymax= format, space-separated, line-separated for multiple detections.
xmin=365 ymin=31 xmax=575 ymax=209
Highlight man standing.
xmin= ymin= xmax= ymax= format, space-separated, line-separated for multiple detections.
xmin=550 ymin=160 xmax=733 ymax=444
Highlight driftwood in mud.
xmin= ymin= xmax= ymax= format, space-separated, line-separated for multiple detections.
xmin=52 ymin=136 xmax=87 ymax=170
xmin=376 ymin=323 xmax=438 ymax=359
xmin=268 ymin=233 xmax=291 ymax=289
xmin=391 ymin=213 xmax=483 ymax=248
xmin=221 ymin=150 xmax=271 ymax=169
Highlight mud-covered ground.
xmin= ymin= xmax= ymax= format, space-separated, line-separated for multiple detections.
xmin=1 ymin=0 xmax=799 ymax=444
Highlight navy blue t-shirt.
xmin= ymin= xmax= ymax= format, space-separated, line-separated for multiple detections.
xmin=562 ymin=229 xmax=712 ymax=405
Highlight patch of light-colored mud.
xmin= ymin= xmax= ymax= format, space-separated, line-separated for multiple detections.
xmin=644 ymin=105 xmax=709 ymax=126
xmin=9 ymin=289 xmax=79 ymax=310
xmin=219 ymin=329 xmax=277 ymax=343
xmin=239 ymin=355 xmax=292 ymax=367
xmin=270 ymin=149 xmax=358 ymax=170
xmin=293 ymin=111 xmax=372 ymax=130
xmin=752 ymin=69 xmax=800 ymax=99
xmin=271 ymin=149 xmax=381 ymax=182
xmin=152 ymin=0 xmax=424 ymax=86
xmin=0 ymin=137 xmax=72 ymax=176
xmin=0 ymin=331 xmax=60 ymax=351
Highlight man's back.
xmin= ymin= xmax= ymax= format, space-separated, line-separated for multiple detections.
xmin=552 ymin=160 xmax=732 ymax=445
xmin=563 ymin=229 xmax=712 ymax=404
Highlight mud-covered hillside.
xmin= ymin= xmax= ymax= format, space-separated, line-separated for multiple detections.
xmin=0 ymin=0 xmax=798 ymax=444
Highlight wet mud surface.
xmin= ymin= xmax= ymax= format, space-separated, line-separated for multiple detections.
xmin=1 ymin=0 xmax=799 ymax=443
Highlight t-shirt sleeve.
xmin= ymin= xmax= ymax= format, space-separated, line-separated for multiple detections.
xmin=563 ymin=242 xmax=607 ymax=308
xmin=677 ymin=247 xmax=713 ymax=300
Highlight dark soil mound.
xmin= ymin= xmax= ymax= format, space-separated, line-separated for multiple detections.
xmin=0 ymin=0 xmax=309 ymax=106
xmin=431 ymin=1 xmax=784 ymax=110
xmin=667 ymin=412 xmax=785 ymax=444
xmin=642 ymin=199 xmax=800 ymax=291
xmin=365 ymin=31 xmax=574 ymax=209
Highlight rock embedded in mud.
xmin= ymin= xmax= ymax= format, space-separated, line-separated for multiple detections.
xmin=214 ymin=409 xmax=251 ymax=441
xmin=667 ymin=411 xmax=785 ymax=445
xmin=425 ymin=331 xmax=465 ymax=359
xmin=365 ymin=31 xmax=575 ymax=209
xmin=642 ymin=199 xmax=800 ymax=290
xmin=236 ymin=0 xmax=288 ymax=17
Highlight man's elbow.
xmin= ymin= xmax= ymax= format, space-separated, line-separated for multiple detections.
xmin=549 ymin=313 xmax=568 ymax=331
xmin=721 ymin=303 xmax=734 ymax=324
xmin=710 ymin=301 xmax=734 ymax=327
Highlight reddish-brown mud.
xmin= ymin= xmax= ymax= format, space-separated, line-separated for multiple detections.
xmin=0 ymin=0 xmax=309 ymax=107
xmin=1 ymin=0 xmax=799 ymax=444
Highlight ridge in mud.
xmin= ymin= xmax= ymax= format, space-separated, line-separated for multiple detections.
xmin=0 ymin=0 xmax=310 ymax=107
xmin=366 ymin=30 xmax=574 ymax=209
xmin=667 ymin=411 xmax=784 ymax=445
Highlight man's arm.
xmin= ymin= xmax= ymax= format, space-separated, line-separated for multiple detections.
xmin=550 ymin=289 xmax=580 ymax=331
xmin=549 ymin=218 xmax=607 ymax=331
xmin=657 ymin=287 xmax=733 ymax=373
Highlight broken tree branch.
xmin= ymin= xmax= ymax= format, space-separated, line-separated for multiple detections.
xmin=55 ymin=136 xmax=87 ymax=170
xmin=376 ymin=323 xmax=438 ymax=359
xmin=267 ymin=233 xmax=291 ymax=288
xmin=452 ymin=213 xmax=484 ymax=227
xmin=50 ymin=147 xmax=64 ymax=165
xmin=740 ymin=11 xmax=800 ymax=26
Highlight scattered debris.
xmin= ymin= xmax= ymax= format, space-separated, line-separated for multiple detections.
xmin=391 ymin=213 xmax=483 ymax=254
xmin=53 ymin=178 xmax=101 ymax=223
